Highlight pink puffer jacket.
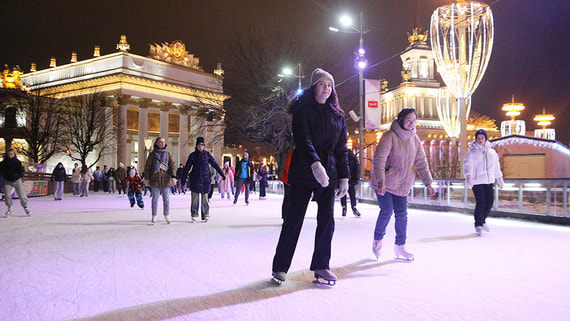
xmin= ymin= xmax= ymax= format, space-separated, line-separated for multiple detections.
xmin=370 ymin=120 xmax=433 ymax=197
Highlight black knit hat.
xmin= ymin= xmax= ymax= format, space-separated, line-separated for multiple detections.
xmin=475 ymin=129 xmax=488 ymax=141
xmin=196 ymin=136 xmax=205 ymax=146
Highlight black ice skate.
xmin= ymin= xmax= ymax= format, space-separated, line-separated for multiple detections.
xmin=313 ymin=269 xmax=337 ymax=286
xmin=271 ymin=271 xmax=286 ymax=285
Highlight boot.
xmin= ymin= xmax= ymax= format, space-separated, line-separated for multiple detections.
xmin=341 ymin=206 xmax=347 ymax=217
xmin=372 ymin=239 xmax=382 ymax=259
xmin=352 ymin=206 xmax=361 ymax=217
xmin=394 ymin=244 xmax=415 ymax=261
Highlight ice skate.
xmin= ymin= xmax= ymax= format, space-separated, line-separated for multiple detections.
xmin=271 ymin=271 xmax=286 ymax=285
xmin=5 ymin=207 xmax=13 ymax=216
xmin=475 ymin=226 xmax=483 ymax=236
xmin=191 ymin=216 xmax=198 ymax=222
xmin=165 ymin=215 xmax=171 ymax=224
xmin=151 ymin=216 xmax=157 ymax=223
xmin=482 ymin=223 xmax=490 ymax=232
xmin=372 ymin=239 xmax=382 ymax=259
xmin=203 ymin=215 xmax=210 ymax=222
xmin=313 ymin=269 xmax=337 ymax=286
xmin=24 ymin=207 xmax=31 ymax=217
xmin=394 ymin=244 xmax=414 ymax=261
xmin=342 ymin=206 xmax=347 ymax=217
xmin=352 ymin=207 xmax=361 ymax=217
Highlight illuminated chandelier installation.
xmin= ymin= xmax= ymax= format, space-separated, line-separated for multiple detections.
xmin=430 ymin=0 xmax=494 ymax=159
xmin=500 ymin=96 xmax=526 ymax=136
xmin=533 ymin=109 xmax=555 ymax=140
xmin=436 ymin=86 xmax=472 ymax=138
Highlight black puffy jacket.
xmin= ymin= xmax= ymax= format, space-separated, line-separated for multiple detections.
xmin=0 ymin=156 xmax=24 ymax=182
xmin=287 ymin=98 xmax=349 ymax=188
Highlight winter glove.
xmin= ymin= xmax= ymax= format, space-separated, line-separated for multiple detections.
xmin=465 ymin=176 xmax=473 ymax=188
xmin=497 ymin=177 xmax=504 ymax=189
xmin=335 ymin=178 xmax=349 ymax=199
xmin=311 ymin=161 xmax=329 ymax=188
xmin=221 ymin=175 xmax=226 ymax=181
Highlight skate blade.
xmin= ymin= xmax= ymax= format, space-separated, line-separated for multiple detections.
xmin=272 ymin=277 xmax=284 ymax=285
xmin=313 ymin=277 xmax=336 ymax=286
xmin=395 ymin=256 xmax=414 ymax=262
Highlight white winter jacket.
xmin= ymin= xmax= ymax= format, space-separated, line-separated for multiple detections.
xmin=463 ymin=140 xmax=503 ymax=185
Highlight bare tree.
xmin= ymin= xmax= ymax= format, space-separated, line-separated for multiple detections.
xmin=185 ymin=89 xmax=227 ymax=146
xmin=222 ymin=28 xmax=343 ymax=172
xmin=61 ymin=91 xmax=116 ymax=168
xmin=4 ymin=89 xmax=65 ymax=164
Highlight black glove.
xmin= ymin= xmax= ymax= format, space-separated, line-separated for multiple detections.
xmin=222 ymin=175 xmax=226 ymax=180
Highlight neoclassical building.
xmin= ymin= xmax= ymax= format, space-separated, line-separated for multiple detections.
xmin=14 ymin=36 xmax=228 ymax=171
xmin=356 ymin=29 xmax=497 ymax=178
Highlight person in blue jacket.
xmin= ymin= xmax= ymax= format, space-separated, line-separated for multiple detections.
xmin=181 ymin=137 xmax=225 ymax=222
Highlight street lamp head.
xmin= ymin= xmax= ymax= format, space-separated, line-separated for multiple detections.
xmin=296 ymin=88 xmax=304 ymax=95
xmin=340 ymin=15 xmax=353 ymax=27
xmin=282 ymin=67 xmax=293 ymax=76
xmin=358 ymin=48 xmax=365 ymax=56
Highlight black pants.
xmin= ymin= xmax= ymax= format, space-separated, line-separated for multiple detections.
xmin=472 ymin=183 xmax=494 ymax=227
xmin=340 ymin=183 xmax=357 ymax=208
xmin=234 ymin=177 xmax=250 ymax=204
xmin=272 ymin=184 xmax=335 ymax=273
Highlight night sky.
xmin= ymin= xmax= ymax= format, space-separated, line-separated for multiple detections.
xmin=1 ymin=0 xmax=569 ymax=146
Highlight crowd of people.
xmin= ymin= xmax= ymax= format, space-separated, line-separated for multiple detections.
xmin=1 ymin=67 xmax=505 ymax=287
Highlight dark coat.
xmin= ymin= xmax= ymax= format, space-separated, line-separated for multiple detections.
xmin=181 ymin=149 xmax=225 ymax=194
xmin=234 ymin=158 xmax=254 ymax=183
xmin=257 ymin=167 xmax=268 ymax=187
xmin=51 ymin=163 xmax=68 ymax=182
xmin=347 ymin=149 xmax=360 ymax=185
xmin=0 ymin=156 xmax=24 ymax=182
xmin=288 ymin=98 xmax=349 ymax=188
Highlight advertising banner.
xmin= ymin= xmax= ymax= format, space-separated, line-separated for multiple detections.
xmin=364 ymin=79 xmax=381 ymax=130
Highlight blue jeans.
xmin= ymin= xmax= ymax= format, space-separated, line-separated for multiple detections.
xmin=151 ymin=186 xmax=170 ymax=217
xmin=374 ymin=191 xmax=409 ymax=245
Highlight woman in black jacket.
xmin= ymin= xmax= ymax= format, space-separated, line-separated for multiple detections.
xmin=51 ymin=162 xmax=67 ymax=200
xmin=0 ymin=148 xmax=30 ymax=216
xmin=271 ymin=68 xmax=349 ymax=285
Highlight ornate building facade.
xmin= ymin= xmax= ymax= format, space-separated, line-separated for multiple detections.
xmin=15 ymin=36 xmax=228 ymax=170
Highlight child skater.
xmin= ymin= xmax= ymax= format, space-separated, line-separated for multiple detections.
xmin=124 ymin=168 xmax=145 ymax=209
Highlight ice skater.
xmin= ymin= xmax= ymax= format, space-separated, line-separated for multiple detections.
xmin=50 ymin=162 xmax=67 ymax=201
xmin=144 ymin=137 xmax=176 ymax=224
xmin=463 ymin=129 xmax=504 ymax=236
xmin=0 ymin=148 xmax=31 ymax=216
xmin=370 ymin=107 xmax=435 ymax=261
xmin=271 ymin=68 xmax=349 ymax=285
xmin=181 ymin=137 xmax=225 ymax=222
xmin=233 ymin=152 xmax=254 ymax=205
xmin=124 ymin=168 xmax=145 ymax=209
xmin=340 ymin=148 xmax=361 ymax=217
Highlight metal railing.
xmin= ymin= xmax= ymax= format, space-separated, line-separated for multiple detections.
xmin=268 ymin=179 xmax=570 ymax=223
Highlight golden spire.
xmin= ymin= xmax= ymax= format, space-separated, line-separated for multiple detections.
xmin=116 ymin=35 xmax=130 ymax=52
xmin=407 ymin=27 xmax=428 ymax=44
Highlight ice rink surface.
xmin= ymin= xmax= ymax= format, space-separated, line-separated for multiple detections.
xmin=1 ymin=191 xmax=569 ymax=321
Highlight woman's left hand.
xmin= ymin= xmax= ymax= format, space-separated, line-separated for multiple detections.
xmin=427 ymin=185 xmax=435 ymax=196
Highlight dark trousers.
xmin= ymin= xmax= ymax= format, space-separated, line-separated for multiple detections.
xmin=281 ymin=184 xmax=291 ymax=221
xmin=208 ymin=184 xmax=215 ymax=199
xmin=472 ymin=183 xmax=494 ymax=227
xmin=272 ymin=185 xmax=335 ymax=273
xmin=93 ymin=181 xmax=101 ymax=192
xmin=234 ymin=177 xmax=249 ymax=204
xmin=340 ymin=183 xmax=357 ymax=208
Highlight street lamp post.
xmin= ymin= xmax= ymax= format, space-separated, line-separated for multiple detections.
xmin=330 ymin=12 xmax=368 ymax=178
xmin=279 ymin=63 xmax=304 ymax=96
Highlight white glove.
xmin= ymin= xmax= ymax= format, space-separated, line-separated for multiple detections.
xmin=335 ymin=178 xmax=349 ymax=199
xmin=311 ymin=161 xmax=329 ymax=188
xmin=465 ymin=176 xmax=473 ymax=188
xmin=497 ymin=177 xmax=504 ymax=189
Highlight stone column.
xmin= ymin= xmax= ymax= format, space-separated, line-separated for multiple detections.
xmin=117 ymin=94 xmax=130 ymax=167
xmin=159 ymin=102 xmax=172 ymax=144
xmin=138 ymin=99 xmax=151 ymax=172
xmin=178 ymin=105 xmax=190 ymax=164
xmin=103 ymin=104 xmax=114 ymax=167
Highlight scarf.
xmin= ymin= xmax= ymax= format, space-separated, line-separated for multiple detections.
xmin=153 ymin=148 xmax=169 ymax=173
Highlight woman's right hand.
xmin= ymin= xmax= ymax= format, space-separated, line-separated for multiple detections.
xmin=376 ymin=185 xmax=386 ymax=196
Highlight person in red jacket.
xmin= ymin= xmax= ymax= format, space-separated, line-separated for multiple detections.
xmin=124 ymin=168 xmax=145 ymax=209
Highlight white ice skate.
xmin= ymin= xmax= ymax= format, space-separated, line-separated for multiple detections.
xmin=5 ymin=207 xmax=13 ymax=216
xmin=271 ymin=271 xmax=286 ymax=285
xmin=151 ymin=216 xmax=157 ymax=224
xmin=394 ymin=244 xmax=415 ymax=261
xmin=165 ymin=215 xmax=171 ymax=224
xmin=24 ymin=207 xmax=31 ymax=217
xmin=475 ymin=226 xmax=483 ymax=236
xmin=313 ymin=269 xmax=337 ymax=286
xmin=372 ymin=239 xmax=383 ymax=259
xmin=482 ymin=223 xmax=490 ymax=232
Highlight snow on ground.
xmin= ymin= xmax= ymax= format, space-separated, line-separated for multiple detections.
xmin=1 ymin=191 xmax=569 ymax=321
